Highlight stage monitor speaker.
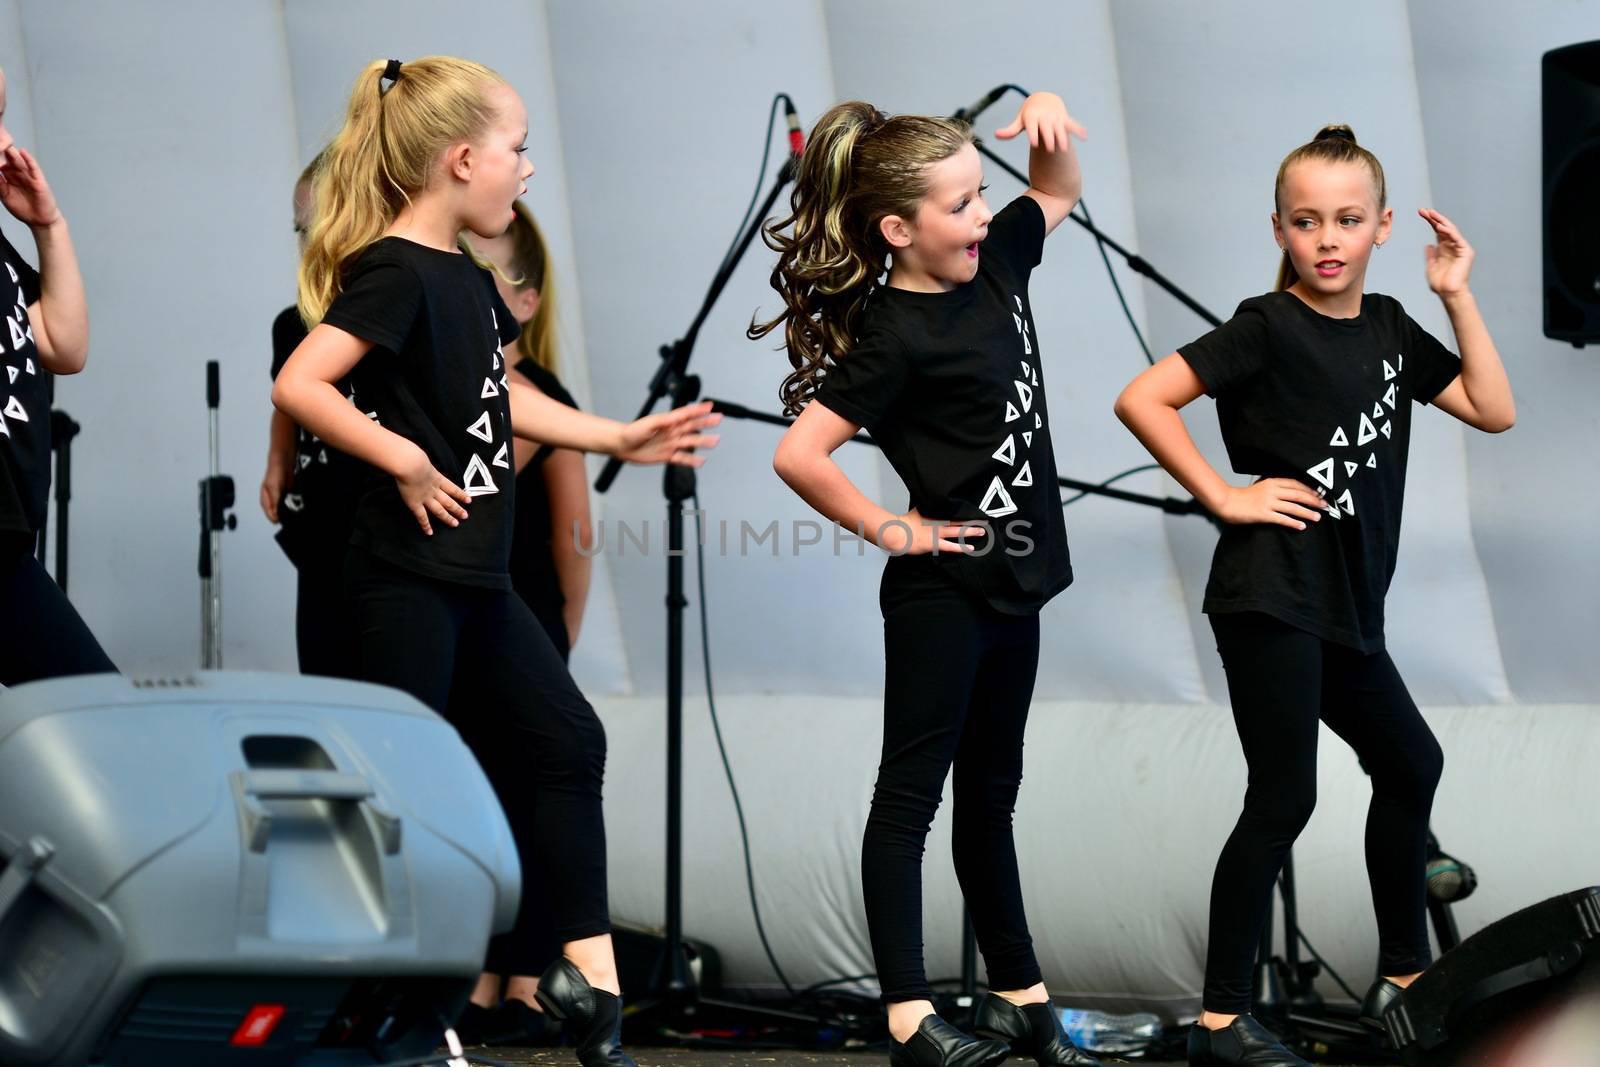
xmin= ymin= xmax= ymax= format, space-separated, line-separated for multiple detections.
xmin=1544 ymin=41 xmax=1600 ymax=346
xmin=0 ymin=672 xmax=520 ymax=1067
xmin=1383 ymin=886 xmax=1600 ymax=1066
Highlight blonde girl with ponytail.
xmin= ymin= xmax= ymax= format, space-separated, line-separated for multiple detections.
xmin=752 ymin=93 xmax=1097 ymax=1067
xmin=274 ymin=56 xmax=721 ymax=1067
xmin=1115 ymin=126 xmax=1513 ymax=1067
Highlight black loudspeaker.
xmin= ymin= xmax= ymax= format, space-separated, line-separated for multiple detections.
xmin=1543 ymin=41 xmax=1600 ymax=346
xmin=1384 ymin=886 xmax=1600 ymax=1066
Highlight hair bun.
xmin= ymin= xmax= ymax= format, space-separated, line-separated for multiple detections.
xmin=1314 ymin=124 xmax=1358 ymax=144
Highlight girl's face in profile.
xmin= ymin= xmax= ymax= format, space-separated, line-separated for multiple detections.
xmin=459 ymin=84 xmax=534 ymax=241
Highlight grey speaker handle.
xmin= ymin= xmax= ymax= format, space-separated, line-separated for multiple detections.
xmin=229 ymin=770 xmax=402 ymax=855
xmin=0 ymin=837 xmax=55 ymax=925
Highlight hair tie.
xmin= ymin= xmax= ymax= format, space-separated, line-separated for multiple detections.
xmin=379 ymin=58 xmax=403 ymax=97
xmin=1315 ymin=125 xmax=1356 ymax=144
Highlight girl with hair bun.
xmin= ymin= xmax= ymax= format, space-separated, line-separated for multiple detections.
xmin=1115 ymin=125 xmax=1514 ymax=1066
xmin=753 ymin=92 xmax=1099 ymax=1067
xmin=273 ymin=55 xmax=720 ymax=1067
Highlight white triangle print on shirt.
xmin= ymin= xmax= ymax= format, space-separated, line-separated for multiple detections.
xmin=0 ymin=413 xmax=8 ymax=437
xmin=1398 ymin=352 xmax=1404 ymax=372
xmin=5 ymin=263 xmax=16 ymax=283
xmin=1015 ymin=380 xmax=1034 ymax=412
xmin=1383 ymin=383 xmax=1397 ymax=409
xmin=992 ymin=434 xmax=1017 ymax=465
xmin=482 ymin=377 xmax=500 ymax=399
xmin=317 ymin=449 xmax=328 ymax=465
xmin=297 ymin=453 xmax=311 ymax=470
xmin=7 ymin=317 xmax=24 ymax=351
xmin=467 ymin=411 xmax=494 ymax=442
xmin=979 ymin=475 xmax=1018 ymax=518
xmin=1330 ymin=426 xmax=1349 ymax=447
xmin=1357 ymin=412 xmax=1377 ymax=446
xmin=1335 ymin=487 xmax=1355 ymax=516
xmin=1307 ymin=457 xmax=1336 ymax=488
xmin=493 ymin=352 xmax=502 ymax=372
xmin=5 ymin=367 xmax=15 ymax=384
xmin=1012 ymin=460 xmax=1033 ymax=488
xmin=492 ymin=442 xmax=510 ymax=469
xmin=1022 ymin=330 xmax=1032 ymax=356
xmin=1004 ymin=401 xmax=1021 ymax=423
xmin=1034 ymin=412 xmax=1042 ymax=430
xmin=1383 ymin=359 xmax=1397 ymax=381
xmin=1323 ymin=502 xmax=1341 ymax=520
xmin=3 ymin=396 xmax=27 ymax=423
xmin=1344 ymin=460 xmax=1359 ymax=477
xmin=1366 ymin=452 xmax=1377 ymax=469
xmin=1022 ymin=431 xmax=1033 ymax=447
xmin=14 ymin=286 xmax=23 ymax=310
xmin=1380 ymin=421 xmax=1392 ymax=439
xmin=1013 ymin=312 xmax=1024 ymax=334
xmin=1032 ymin=371 xmax=1038 ymax=386
xmin=1373 ymin=401 xmax=1384 ymax=419
xmin=24 ymin=357 xmax=33 ymax=375
xmin=283 ymin=493 xmax=303 ymax=513
xmin=1020 ymin=360 xmax=1032 ymax=379
xmin=462 ymin=453 xmax=499 ymax=496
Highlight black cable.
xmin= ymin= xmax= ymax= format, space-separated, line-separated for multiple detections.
xmin=1076 ymin=196 xmax=1156 ymax=365
xmin=692 ymin=493 xmax=797 ymax=997
xmin=1290 ymin=922 xmax=1362 ymax=1004
xmin=1060 ymin=463 xmax=1162 ymax=507
xmin=991 ymin=85 xmax=1153 ymax=366
xmin=715 ymin=93 xmax=788 ymax=281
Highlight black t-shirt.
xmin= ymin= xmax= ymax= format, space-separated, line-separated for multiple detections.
xmin=814 ymin=196 xmax=1071 ymax=615
xmin=268 ymin=304 xmax=363 ymax=568
xmin=0 ymin=228 xmax=49 ymax=534
xmin=1179 ymin=290 xmax=1461 ymax=651
xmin=321 ymin=238 xmax=521 ymax=588
xmin=508 ymin=358 xmax=578 ymax=621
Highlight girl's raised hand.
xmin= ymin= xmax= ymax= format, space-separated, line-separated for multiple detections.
xmin=395 ymin=444 xmax=471 ymax=536
xmin=1420 ymin=208 xmax=1474 ymax=296
xmin=994 ymin=92 xmax=1087 ymax=153
xmin=616 ymin=399 xmax=722 ymax=466
xmin=1215 ymin=478 xmax=1327 ymax=531
xmin=0 ymin=146 xmax=61 ymax=228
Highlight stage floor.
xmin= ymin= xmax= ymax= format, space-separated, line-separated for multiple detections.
xmin=479 ymin=1052 xmax=1185 ymax=1066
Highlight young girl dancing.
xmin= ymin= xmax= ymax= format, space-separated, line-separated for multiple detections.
xmin=752 ymin=95 xmax=1101 ymax=1067
xmin=1114 ymin=126 xmax=1513 ymax=1067
xmin=0 ymin=64 xmax=115 ymax=683
xmin=272 ymin=56 xmax=719 ymax=1067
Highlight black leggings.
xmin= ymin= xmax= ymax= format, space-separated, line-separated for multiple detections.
xmin=1204 ymin=612 xmax=1442 ymax=1013
xmin=0 ymin=537 xmax=115 ymax=684
xmin=294 ymin=555 xmax=361 ymax=679
xmin=864 ymin=580 xmax=1044 ymax=1003
xmin=343 ymin=548 xmax=610 ymax=958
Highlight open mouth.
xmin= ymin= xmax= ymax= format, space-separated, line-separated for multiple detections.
xmin=1315 ymin=259 xmax=1345 ymax=277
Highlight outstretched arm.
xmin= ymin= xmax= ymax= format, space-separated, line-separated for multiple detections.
xmin=506 ymin=381 xmax=721 ymax=465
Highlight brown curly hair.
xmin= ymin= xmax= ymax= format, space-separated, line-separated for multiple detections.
xmin=748 ymin=101 xmax=972 ymax=415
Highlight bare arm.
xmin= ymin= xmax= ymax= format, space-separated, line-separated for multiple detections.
xmin=259 ymin=408 xmax=297 ymax=523
xmin=272 ymin=323 xmax=470 ymax=535
xmin=507 ymin=380 xmax=721 ymax=464
xmin=1114 ymin=354 xmax=1327 ymax=530
xmin=1414 ymin=209 xmax=1514 ymax=433
xmin=994 ymin=92 xmax=1085 ymax=235
xmin=544 ymin=448 xmax=593 ymax=649
xmin=1 ymin=147 xmax=88 ymax=374
xmin=773 ymin=401 xmax=984 ymax=553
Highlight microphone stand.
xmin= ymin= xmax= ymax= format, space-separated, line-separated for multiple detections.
xmin=198 ymin=360 xmax=237 ymax=669
xmin=599 ymin=150 xmax=831 ymax=1042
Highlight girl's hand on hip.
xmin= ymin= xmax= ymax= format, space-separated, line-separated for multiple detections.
xmin=1216 ymin=478 xmax=1326 ymax=531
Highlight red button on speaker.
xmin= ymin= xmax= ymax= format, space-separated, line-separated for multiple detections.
xmin=230 ymin=1004 xmax=286 ymax=1046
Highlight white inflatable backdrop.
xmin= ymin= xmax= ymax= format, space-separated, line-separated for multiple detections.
xmin=0 ymin=0 xmax=1595 ymax=1013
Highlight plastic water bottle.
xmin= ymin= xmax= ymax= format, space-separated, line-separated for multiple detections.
xmin=1058 ymin=1008 xmax=1164 ymax=1055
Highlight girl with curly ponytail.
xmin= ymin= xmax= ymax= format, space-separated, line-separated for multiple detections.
xmin=754 ymin=92 xmax=1097 ymax=1067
